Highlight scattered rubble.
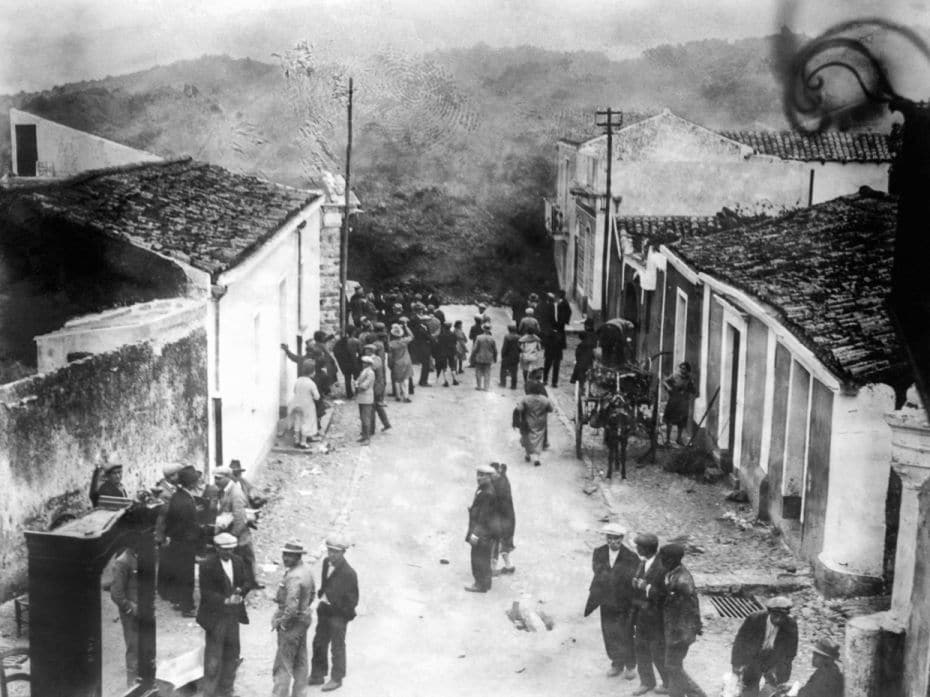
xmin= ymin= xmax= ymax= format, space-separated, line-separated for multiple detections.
xmin=506 ymin=601 xmax=554 ymax=632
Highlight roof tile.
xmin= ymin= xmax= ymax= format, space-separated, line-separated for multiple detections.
xmin=669 ymin=192 xmax=907 ymax=386
xmin=1 ymin=159 xmax=321 ymax=277
xmin=720 ymin=129 xmax=893 ymax=162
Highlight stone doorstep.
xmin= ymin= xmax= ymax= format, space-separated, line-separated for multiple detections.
xmin=270 ymin=400 xmax=338 ymax=454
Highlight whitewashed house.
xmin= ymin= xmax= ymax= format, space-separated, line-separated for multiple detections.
xmin=545 ymin=109 xmax=893 ymax=318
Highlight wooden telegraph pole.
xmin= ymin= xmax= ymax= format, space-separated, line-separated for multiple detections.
xmin=595 ymin=108 xmax=622 ymax=323
xmin=339 ymin=77 xmax=354 ymax=333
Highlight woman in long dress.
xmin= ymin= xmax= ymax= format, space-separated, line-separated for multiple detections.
xmin=387 ymin=321 xmax=414 ymax=402
xmin=290 ymin=358 xmax=320 ymax=448
xmin=515 ymin=379 xmax=553 ymax=467
xmin=518 ymin=332 xmax=543 ymax=387
xmin=663 ymin=361 xmax=697 ymax=446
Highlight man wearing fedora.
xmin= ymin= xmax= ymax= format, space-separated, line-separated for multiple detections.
xmin=198 ymin=532 xmax=251 ymax=697
xmin=585 ymin=523 xmax=640 ymax=679
xmin=273 ymin=540 xmax=316 ymax=697
xmin=230 ymin=460 xmax=266 ymax=510
xmin=465 ymin=463 xmax=499 ymax=592
xmin=632 ymin=532 xmax=670 ymax=695
xmin=164 ymin=465 xmax=202 ymax=616
xmin=789 ymin=638 xmax=843 ymax=697
xmin=309 ymin=536 xmax=359 ymax=692
xmin=731 ymin=596 xmax=799 ymax=697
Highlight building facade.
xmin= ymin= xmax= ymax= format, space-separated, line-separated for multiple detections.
xmin=611 ymin=192 xmax=909 ymax=597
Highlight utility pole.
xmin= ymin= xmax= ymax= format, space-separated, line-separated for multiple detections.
xmin=595 ymin=107 xmax=622 ymax=323
xmin=339 ymin=77 xmax=353 ymax=334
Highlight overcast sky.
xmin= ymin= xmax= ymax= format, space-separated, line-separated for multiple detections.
xmin=1 ymin=0 xmax=927 ymax=94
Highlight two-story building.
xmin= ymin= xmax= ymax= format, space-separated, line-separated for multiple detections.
xmin=545 ymin=109 xmax=893 ymax=318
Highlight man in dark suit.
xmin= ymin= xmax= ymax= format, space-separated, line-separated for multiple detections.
xmin=164 ymin=465 xmax=202 ymax=616
xmin=555 ymin=289 xmax=572 ymax=332
xmin=731 ymin=597 xmax=799 ymax=697
xmin=585 ymin=523 xmax=640 ymax=679
xmin=658 ymin=544 xmax=705 ymax=697
xmin=464 ymin=464 xmax=498 ymax=592
xmin=109 ymin=543 xmax=139 ymax=687
xmin=309 ymin=536 xmax=359 ymax=692
xmin=632 ymin=532 xmax=669 ymax=695
xmin=197 ymin=532 xmax=251 ymax=697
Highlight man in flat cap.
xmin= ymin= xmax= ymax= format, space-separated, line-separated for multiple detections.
xmin=585 ymin=523 xmax=640 ymax=679
xmin=362 ymin=344 xmax=391 ymax=432
xmin=632 ymin=532 xmax=670 ymax=694
xmin=785 ymin=638 xmax=842 ymax=697
xmin=164 ymin=465 xmax=202 ymax=616
xmin=464 ymin=464 xmax=499 ymax=592
xmin=198 ymin=532 xmax=251 ymax=697
xmin=272 ymin=540 xmax=316 ymax=697
xmin=309 ymin=536 xmax=359 ymax=692
xmin=91 ymin=463 xmax=129 ymax=506
xmin=215 ymin=466 xmax=257 ymax=588
xmin=658 ymin=543 xmax=705 ymax=697
xmin=731 ymin=596 xmax=798 ymax=697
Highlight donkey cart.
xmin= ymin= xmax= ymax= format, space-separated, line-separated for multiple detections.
xmin=574 ymin=319 xmax=659 ymax=479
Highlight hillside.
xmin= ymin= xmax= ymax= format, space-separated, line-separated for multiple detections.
xmin=0 ymin=36 xmax=898 ymax=298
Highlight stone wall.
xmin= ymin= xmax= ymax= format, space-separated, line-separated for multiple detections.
xmin=319 ymin=214 xmax=343 ymax=332
xmin=0 ymin=329 xmax=208 ymax=600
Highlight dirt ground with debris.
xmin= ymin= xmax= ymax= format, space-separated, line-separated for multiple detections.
xmin=0 ymin=305 xmax=889 ymax=697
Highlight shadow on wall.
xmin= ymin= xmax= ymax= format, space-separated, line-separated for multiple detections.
xmin=0 ymin=207 xmax=190 ymax=367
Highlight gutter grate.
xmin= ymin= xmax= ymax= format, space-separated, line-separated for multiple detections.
xmin=706 ymin=593 xmax=765 ymax=619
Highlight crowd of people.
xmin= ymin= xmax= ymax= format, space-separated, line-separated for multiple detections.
xmin=91 ymin=460 xmax=358 ymax=695
xmin=88 ymin=285 xmax=842 ymax=697
xmin=275 ymin=284 xmax=574 ymax=456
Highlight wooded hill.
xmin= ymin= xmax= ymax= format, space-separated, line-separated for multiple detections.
xmin=0 ymin=35 xmax=898 ymax=298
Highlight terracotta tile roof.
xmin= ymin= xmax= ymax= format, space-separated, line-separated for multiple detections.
xmin=1 ymin=158 xmax=321 ymax=277
xmin=618 ymin=211 xmax=759 ymax=254
xmin=719 ymin=130 xmax=893 ymax=162
xmin=669 ymin=191 xmax=907 ymax=386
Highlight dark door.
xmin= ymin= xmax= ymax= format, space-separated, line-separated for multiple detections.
xmin=15 ymin=124 xmax=37 ymax=176
xmin=727 ymin=328 xmax=741 ymax=453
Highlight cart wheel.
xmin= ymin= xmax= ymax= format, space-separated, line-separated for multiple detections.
xmin=574 ymin=381 xmax=583 ymax=458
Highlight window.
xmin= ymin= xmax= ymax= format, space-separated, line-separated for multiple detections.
xmin=575 ymin=222 xmax=586 ymax=295
xmin=674 ymin=289 xmax=688 ymax=367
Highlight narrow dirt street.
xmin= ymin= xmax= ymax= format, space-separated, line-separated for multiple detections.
xmin=147 ymin=304 xmax=879 ymax=697
xmin=238 ymin=304 xmax=618 ymax=697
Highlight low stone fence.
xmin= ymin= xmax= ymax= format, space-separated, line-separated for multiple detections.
xmin=0 ymin=330 xmax=208 ymax=600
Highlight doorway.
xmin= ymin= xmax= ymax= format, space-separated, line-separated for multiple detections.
xmin=718 ymin=316 xmax=745 ymax=469
xmin=15 ymin=124 xmax=37 ymax=176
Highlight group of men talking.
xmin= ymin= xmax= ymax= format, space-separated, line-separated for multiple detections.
xmin=585 ymin=525 xmax=843 ymax=697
